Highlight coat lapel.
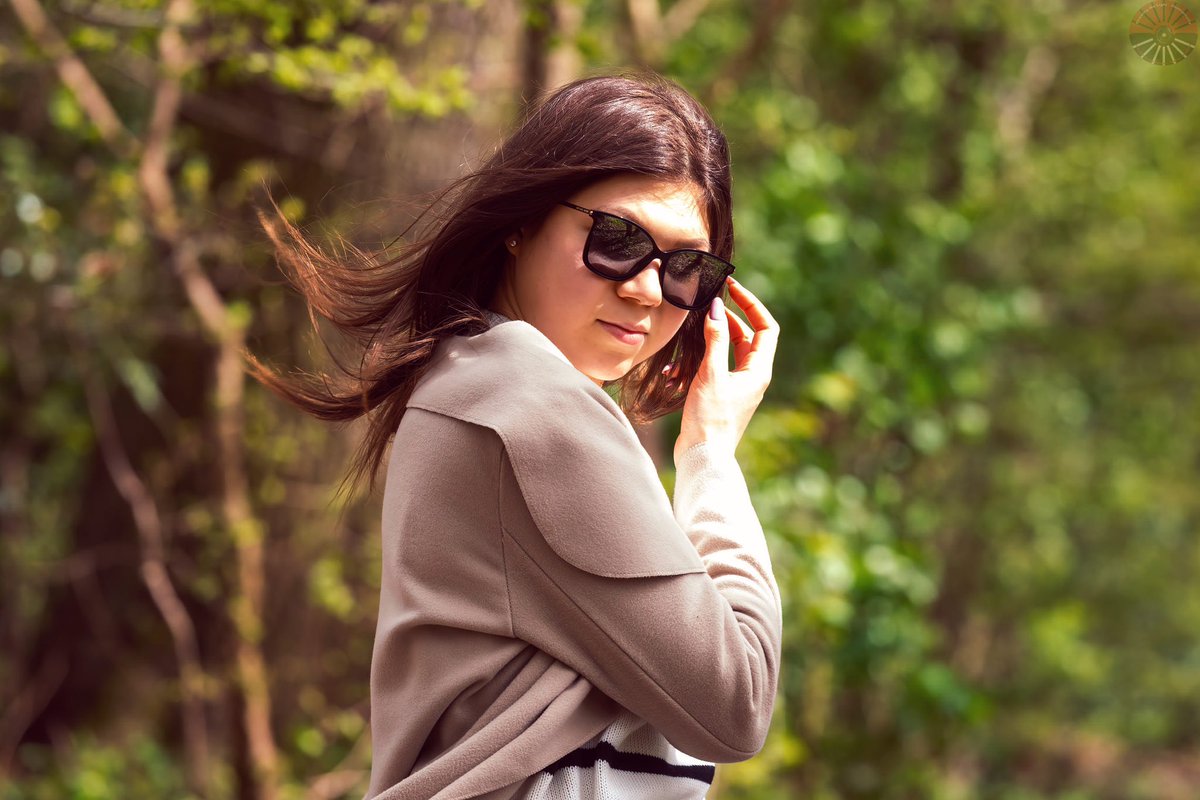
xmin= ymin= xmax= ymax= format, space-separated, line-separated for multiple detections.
xmin=405 ymin=319 xmax=706 ymax=579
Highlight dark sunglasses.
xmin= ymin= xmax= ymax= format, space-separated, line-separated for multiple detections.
xmin=558 ymin=201 xmax=736 ymax=311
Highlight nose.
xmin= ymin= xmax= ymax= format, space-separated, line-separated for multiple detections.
xmin=615 ymin=258 xmax=664 ymax=307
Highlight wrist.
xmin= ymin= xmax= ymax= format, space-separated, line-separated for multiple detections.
xmin=673 ymin=434 xmax=736 ymax=465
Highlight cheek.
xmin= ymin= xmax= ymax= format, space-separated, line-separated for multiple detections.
xmin=537 ymin=241 xmax=589 ymax=290
xmin=519 ymin=243 xmax=581 ymax=306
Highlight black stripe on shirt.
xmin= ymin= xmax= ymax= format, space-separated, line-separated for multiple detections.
xmin=540 ymin=741 xmax=715 ymax=784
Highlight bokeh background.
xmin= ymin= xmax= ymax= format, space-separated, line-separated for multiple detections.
xmin=3 ymin=1 xmax=1199 ymax=798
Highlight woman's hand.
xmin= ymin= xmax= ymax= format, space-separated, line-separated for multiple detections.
xmin=670 ymin=276 xmax=780 ymax=463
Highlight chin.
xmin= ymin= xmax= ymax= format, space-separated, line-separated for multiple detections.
xmin=582 ymin=357 xmax=636 ymax=384
xmin=589 ymin=365 xmax=627 ymax=382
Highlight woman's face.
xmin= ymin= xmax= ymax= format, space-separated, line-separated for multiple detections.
xmin=488 ymin=174 xmax=709 ymax=386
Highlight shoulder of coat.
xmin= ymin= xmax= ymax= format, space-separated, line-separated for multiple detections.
xmin=406 ymin=319 xmax=628 ymax=432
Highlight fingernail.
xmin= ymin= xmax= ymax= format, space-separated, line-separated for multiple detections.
xmin=709 ymin=296 xmax=722 ymax=320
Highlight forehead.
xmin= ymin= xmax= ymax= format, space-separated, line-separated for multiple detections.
xmin=570 ymin=175 xmax=711 ymax=249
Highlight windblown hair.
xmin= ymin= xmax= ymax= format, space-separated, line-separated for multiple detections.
xmin=244 ymin=68 xmax=735 ymax=498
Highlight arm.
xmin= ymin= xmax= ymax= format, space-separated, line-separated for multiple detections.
xmin=497 ymin=425 xmax=782 ymax=763
xmin=672 ymin=440 xmax=783 ymax=640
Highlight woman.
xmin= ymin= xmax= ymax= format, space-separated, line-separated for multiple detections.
xmin=249 ymin=69 xmax=782 ymax=799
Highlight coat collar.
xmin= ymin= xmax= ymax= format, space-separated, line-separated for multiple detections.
xmin=404 ymin=317 xmax=706 ymax=578
xmin=478 ymin=310 xmax=575 ymax=369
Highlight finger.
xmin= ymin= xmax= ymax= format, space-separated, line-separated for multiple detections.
xmin=725 ymin=277 xmax=780 ymax=336
xmin=725 ymin=308 xmax=755 ymax=369
xmin=725 ymin=306 xmax=752 ymax=343
xmin=699 ymin=295 xmax=730 ymax=378
xmin=724 ymin=277 xmax=779 ymax=372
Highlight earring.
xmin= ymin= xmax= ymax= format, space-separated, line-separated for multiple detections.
xmin=509 ymin=239 xmax=518 ymax=248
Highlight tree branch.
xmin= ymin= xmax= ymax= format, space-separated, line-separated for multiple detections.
xmin=625 ymin=0 xmax=661 ymax=64
xmin=6 ymin=0 xmax=136 ymax=156
xmin=995 ymin=44 xmax=1059 ymax=160
xmin=74 ymin=350 xmax=211 ymax=797
xmin=662 ymin=0 xmax=711 ymax=42
xmin=11 ymin=1 xmax=280 ymax=795
xmin=132 ymin=2 xmax=281 ymax=793
xmin=305 ymin=730 xmax=371 ymax=800
xmin=0 ymin=651 xmax=68 ymax=777
xmin=138 ymin=0 xmax=197 ymax=242
xmin=702 ymin=0 xmax=792 ymax=107
xmin=624 ymin=0 xmax=712 ymax=68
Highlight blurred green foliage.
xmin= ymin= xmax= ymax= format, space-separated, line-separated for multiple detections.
xmin=3 ymin=0 xmax=1199 ymax=798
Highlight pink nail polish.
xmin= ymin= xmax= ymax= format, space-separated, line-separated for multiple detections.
xmin=709 ymin=296 xmax=722 ymax=320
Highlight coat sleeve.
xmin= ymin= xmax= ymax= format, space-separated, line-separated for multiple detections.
xmin=493 ymin=400 xmax=783 ymax=763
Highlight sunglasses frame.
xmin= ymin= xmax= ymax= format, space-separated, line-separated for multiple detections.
xmin=558 ymin=201 xmax=736 ymax=312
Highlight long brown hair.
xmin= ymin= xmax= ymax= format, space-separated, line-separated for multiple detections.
xmin=245 ymin=68 xmax=735 ymax=498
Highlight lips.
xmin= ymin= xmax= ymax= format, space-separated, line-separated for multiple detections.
xmin=603 ymin=321 xmax=650 ymax=334
xmin=599 ymin=320 xmax=648 ymax=345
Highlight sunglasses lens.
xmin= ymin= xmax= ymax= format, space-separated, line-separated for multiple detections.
xmin=663 ymin=252 xmax=728 ymax=309
xmin=587 ymin=213 xmax=654 ymax=277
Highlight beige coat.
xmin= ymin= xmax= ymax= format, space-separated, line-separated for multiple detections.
xmin=364 ymin=317 xmax=782 ymax=800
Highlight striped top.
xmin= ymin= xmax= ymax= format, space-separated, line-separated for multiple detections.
xmin=514 ymin=707 xmax=715 ymax=798
xmin=481 ymin=308 xmax=721 ymax=799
